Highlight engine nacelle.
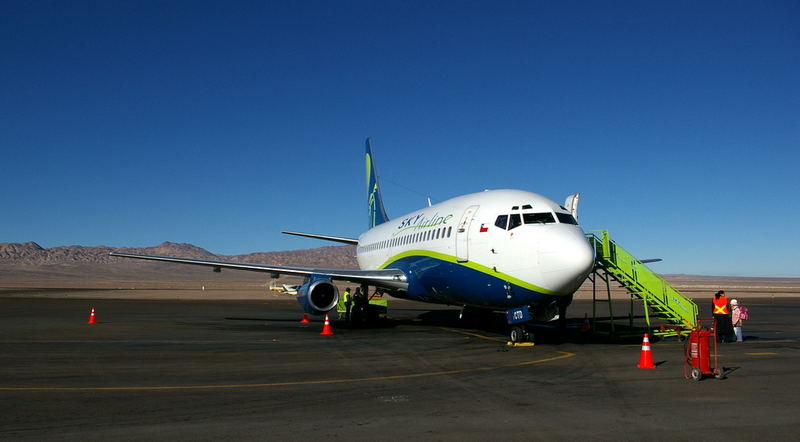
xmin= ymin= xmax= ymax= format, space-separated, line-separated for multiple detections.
xmin=296 ymin=275 xmax=339 ymax=315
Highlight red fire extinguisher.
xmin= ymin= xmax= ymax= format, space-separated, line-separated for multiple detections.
xmin=684 ymin=318 xmax=725 ymax=381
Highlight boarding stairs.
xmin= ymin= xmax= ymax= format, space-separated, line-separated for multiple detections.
xmin=586 ymin=230 xmax=697 ymax=338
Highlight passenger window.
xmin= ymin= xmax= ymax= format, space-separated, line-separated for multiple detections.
xmin=447 ymin=226 xmax=452 ymax=237
xmin=523 ymin=212 xmax=556 ymax=224
xmin=508 ymin=214 xmax=522 ymax=230
xmin=556 ymin=213 xmax=578 ymax=225
xmin=495 ymin=215 xmax=508 ymax=230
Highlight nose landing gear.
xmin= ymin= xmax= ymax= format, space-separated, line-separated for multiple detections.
xmin=510 ymin=325 xmax=532 ymax=344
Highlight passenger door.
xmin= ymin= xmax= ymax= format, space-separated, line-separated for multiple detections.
xmin=455 ymin=205 xmax=479 ymax=262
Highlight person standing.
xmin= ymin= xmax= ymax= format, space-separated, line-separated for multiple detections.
xmin=351 ymin=287 xmax=365 ymax=325
xmin=731 ymin=299 xmax=745 ymax=342
xmin=712 ymin=290 xmax=732 ymax=343
xmin=343 ymin=287 xmax=352 ymax=322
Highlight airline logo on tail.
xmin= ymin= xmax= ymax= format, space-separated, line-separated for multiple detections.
xmin=366 ymin=138 xmax=389 ymax=229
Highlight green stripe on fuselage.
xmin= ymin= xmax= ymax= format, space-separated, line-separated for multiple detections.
xmin=377 ymin=250 xmax=565 ymax=296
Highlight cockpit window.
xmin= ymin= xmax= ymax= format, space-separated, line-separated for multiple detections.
xmin=523 ymin=212 xmax=556 ymax=224
xmin=522 ymin=204 xmax=532 ymax=210
xmin=494 ymin=215 xmax=508 ymax=230
xmin=508 ymin=214 xmax=522 ymax=230
xmin=556 ymin=213 xmax=578 ymax=225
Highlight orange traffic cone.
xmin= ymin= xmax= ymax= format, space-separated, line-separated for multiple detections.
xmin=581 ymin=313 xmax=590 ymax=332
xmin=87 ymin=307 xmax=97 ymax=324
xmin=320 ymin=314 xmax=334 ymax=336
xmin=636 ymin=333 xmax=656 ymax=369
xmin=299 ymin=313 xmax=310 ymax=324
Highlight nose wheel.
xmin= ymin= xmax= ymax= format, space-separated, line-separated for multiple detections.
xmin=510 ymin=326 xmax=532 ymax=343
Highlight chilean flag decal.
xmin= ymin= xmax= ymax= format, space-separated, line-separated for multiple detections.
xmin=479 ymin=223 xmax=488 ymax=233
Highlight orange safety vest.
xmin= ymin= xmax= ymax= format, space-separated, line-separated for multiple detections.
xmin=713 ymin=296 xmax=729 ymax=315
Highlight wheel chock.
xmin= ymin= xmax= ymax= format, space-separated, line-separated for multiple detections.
xmin=506 ymin=341 xmax=535 ymax=347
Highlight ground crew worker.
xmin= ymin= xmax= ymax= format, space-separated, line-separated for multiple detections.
xmin=352 ymin=287 xmax=365 ymax=326
xmin=712 ymin=290 xmax=732 ymax=343
xmin=343 ymin=287 xmax=352 ymax=322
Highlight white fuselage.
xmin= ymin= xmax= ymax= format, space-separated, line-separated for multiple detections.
xmin=355 ymin=189 xmax=594 ymax=309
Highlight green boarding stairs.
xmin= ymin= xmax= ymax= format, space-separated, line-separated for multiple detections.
xmin=586 ymin=230 xmax=697 ymax=338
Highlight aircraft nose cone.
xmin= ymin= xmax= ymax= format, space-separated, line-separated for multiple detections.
xmin=538 ymin=228 xmax=595 ymax=293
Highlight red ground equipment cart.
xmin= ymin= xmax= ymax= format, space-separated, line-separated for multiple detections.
xmin=684 ymin=318 xmax=725 ymax=381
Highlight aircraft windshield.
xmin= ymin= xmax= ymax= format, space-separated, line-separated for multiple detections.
xmin=494 ymin=215 xmax=508 ymax=229
xmin=523 ymin=213 xmax=556 ymax=224
xmin=556 ymin=213 xmax=578 ymax=225
xmin=494 ymin=211 xmax=575 ymax=230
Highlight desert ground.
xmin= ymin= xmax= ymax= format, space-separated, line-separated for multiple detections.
xmin=2 ymin=260 xmax=798 ymax=303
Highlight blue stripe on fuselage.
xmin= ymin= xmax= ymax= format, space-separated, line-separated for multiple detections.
xmin=386 ymin=255 xmax=557 ymax=309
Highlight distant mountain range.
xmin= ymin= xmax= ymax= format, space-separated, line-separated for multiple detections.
xmin=0 ymin=241 xmax=358 ymax=268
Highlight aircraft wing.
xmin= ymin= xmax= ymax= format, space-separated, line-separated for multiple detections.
xmin=280 ymin=231 xmax=359 ymax=245
xmin=109 ymin=252 xmax=408 ymax=290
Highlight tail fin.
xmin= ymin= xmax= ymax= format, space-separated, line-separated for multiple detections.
xmin=366 ymin=138 xmax=389 ymax=228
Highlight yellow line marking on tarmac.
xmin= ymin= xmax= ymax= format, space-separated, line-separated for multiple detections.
xmin=0 ymin=351 xmax=575 ymax=392
xmin=746 ymin=352 xmax=778 ymax=356
xmin=750 ymin=340 xmax=797 ymax=344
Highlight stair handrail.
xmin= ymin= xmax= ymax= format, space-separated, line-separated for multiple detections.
xmin=586 ymin=230 xmax=697 ymax=328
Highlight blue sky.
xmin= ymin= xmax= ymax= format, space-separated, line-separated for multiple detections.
xmin=2 ymin=1 xmax=798 ymax=277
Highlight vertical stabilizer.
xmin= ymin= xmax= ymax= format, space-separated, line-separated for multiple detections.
xmin=366 ymin=138 xmax=389 ymax=228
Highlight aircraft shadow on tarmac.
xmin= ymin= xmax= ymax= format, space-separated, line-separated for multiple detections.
xmin=224 ymin=309 xmax=651 ymax=345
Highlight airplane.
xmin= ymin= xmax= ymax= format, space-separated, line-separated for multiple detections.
xmin=110 ymin=139 xmax=595 ymax=342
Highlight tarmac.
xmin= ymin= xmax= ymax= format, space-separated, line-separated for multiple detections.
xmin=1 ymin=296 xmax=798 ymax=440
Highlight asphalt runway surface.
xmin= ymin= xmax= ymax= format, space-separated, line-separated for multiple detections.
xmin=1 ymin=296 xmax=798 ymax=441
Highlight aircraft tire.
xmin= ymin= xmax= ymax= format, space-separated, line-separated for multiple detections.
xmin=510 ymin=326 xmax=525 ymax=343
xmin=523 ymin=328 xmax=533 ymax=343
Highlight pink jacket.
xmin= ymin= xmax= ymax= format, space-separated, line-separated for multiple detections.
xmin=732 ymin=306 xmax=743 ymax=326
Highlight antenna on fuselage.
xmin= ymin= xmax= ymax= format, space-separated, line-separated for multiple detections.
xmin=427 ymin=197 xmax=432 ymax=207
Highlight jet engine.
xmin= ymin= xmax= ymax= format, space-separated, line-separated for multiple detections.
xmin=296 ymin=275 xmax=339 ymax=315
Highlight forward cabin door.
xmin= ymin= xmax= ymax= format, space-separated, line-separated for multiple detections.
xmin=455 ymin=205 xmax=479 ymax=262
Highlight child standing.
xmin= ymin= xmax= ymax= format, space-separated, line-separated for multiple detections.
xmin=731 ymin=299 xmax=746 ymax=342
